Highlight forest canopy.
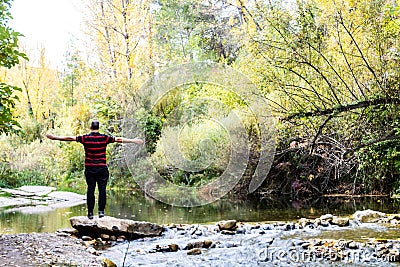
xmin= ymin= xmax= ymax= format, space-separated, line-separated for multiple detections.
xmin=0 ymin=0 xmax=399 ymax=200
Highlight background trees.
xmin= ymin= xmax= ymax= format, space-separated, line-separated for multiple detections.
xmin=0 ymin=0 xmax=26 ymax=134
xmin=1 ymin=0 xmax=399 ymax=199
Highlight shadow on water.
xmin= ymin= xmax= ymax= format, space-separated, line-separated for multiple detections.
xmin=1 ymin=189 xmax=400 ymax=234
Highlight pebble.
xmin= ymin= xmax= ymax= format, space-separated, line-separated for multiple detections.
xmin=187 ymin=248 xmax=202 ymax=255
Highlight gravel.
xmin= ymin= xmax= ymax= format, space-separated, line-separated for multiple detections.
xmin=0 ymin=233 xmax=104 ymax=267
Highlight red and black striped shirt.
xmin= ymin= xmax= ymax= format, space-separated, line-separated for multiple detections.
xmin=76 ymin=132 xmax=115 ymax=167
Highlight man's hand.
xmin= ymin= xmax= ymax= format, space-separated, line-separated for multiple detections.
xmin=115 ymin=137 xmax=144 ymax=144
xmin=134 ymin=138 xmax=144 ymax=145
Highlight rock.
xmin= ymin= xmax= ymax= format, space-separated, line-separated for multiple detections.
xmin=218 ymin=220 xmax=237 ymax=231
xmin=117 ymin=235 xmax=126 ymax=242
xmin=56 ymin=228 xmax=79 ymax=236
xmin=187 ymin=248 xmax=202 ymax=255
xmin=0 ymin=187 xmax=86 ymax=212
xmin=347 ymin=241 xmax=358 ymax=249
xmin=1 ymin=188 xmax=36 ymax=197
xmin=225 ymin=241 xmax=238 ymax=248
xmin=203 ymin=240 xmax=212 ymax=248
xmin=48 ymin=191 xmax=85 ymax=201
xmin=353 ymin=210 xmax=386 ymax=223
xmin=194 ymin=230 xmax=202 ymax=236
xmin=320 ymin=220 xmax=330 ymax=227
xmin=388 ymin=214 xmax=400 ymax=220
xmin=320 ymin=214 xmax=334 ymax=221
xmin=221 ymin=230 xmax=236 ymax=235
xmin=103 ymin=258 xmax=117 ymax=267
xmin=100 ymin=234 xmax=110 ymax=240
xmin=331 ymin=217 xmax=350 ymax=227
xmin=87 ymin=247 xmax=97 ymax=255
xmin=82 ymin=236 xmax=93 ymax=241
xmin=70 ymin=216 xmax=163 ymax=240
xmin=18 ymin=186 xmax=56 ymax=196
xmin=169 ymin=244 xmax=179 ymax=252
xmin=185 ymin=241 xmax=204 ymax=250
xmin=298 ymin=218 xmax=314 ymax=227
xmin=390 ymin=219 xmax=400 ymax=225
xmin=0 ymin=197 xmax=32 ymax=208
xmin=155 ymin=244 xmax=175 ymax=252
xmin=236 ymin=227 xmax=245 ymax=234
xmin=95 ymin=238 xmax=106 ymax=247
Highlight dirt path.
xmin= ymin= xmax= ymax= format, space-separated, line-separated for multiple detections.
xmin=0 ymin=233 xmax=103 ymax=267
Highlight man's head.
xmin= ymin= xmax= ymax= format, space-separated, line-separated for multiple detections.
xmin=90 ymin=120 xmax=100 ymax=131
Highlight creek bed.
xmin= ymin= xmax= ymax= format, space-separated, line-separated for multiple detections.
xmin=100 ymin=218 xmax=400 ymax=266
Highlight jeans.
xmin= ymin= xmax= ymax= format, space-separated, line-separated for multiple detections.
xmin=84 ymin=166 xmax=109 ymax=213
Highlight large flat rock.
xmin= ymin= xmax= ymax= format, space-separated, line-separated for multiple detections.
xmin=48 ymin=191 xmax=85 ymax=201
xmin=0 ymin=186 xmax=86 ymax=213
xmin=19 ymin=186 xmax=56 ymax=196
xmin=353 ymin=209 xmax=386 ymax=223
xmin=0 ymin=197 xmax=32 ymax=208
xmin=70 ymin=216 xmax=163 ymax=239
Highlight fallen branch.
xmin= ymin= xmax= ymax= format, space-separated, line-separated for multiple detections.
xmin=282 ymin=97 xmax=400 ymax=121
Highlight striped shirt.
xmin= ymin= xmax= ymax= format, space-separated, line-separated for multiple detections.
xmin=76 ymin=132 xmax=115 ymax=167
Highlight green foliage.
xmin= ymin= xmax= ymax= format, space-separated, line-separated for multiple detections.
xmin=155 ymin=0 xmax=243 ymax=64
xmin=0 ymin=0 xmax=27 ymax=135
xmin=356 ymin=103 xmax=400 ymax=193
xmin=358 ymin=139 xmax=400 ymax=193
xmin=60 ymin=50 xmax=82 ymax=107
xmin=0 ymin=163 xmax=47 ymax=188
xmin=3 ymin=0 xmax=400 ymax=200
xmin=135 ymin=109 xmax=163 ymax=154
xmin=0 ymin=83 xmax=20 ymax=134
xmin=93 ymin=96 xmax=120 ymax=123
xmin=18 ymin=118 xmax=42 ymax=143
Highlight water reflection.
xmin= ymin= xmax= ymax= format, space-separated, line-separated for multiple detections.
xmin=1 ymin=190 xmax=400 ymax=234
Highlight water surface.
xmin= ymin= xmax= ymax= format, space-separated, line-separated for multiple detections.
xmin=1 ymin=190 xmax=400 ymax=234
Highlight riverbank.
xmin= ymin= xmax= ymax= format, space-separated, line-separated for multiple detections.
xmin=0 ymin=232 xmax=104 ymax=267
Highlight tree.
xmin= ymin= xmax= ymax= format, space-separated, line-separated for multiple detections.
xmin=0 ymin=0 xmax=27 ymax=134
xmin=235 ymin=0 xmax=400 ymax=196
xmin=84 ymin=0 xmax=153 ymax=81
xmin=154 ymin=0 xmax=245 ymax=65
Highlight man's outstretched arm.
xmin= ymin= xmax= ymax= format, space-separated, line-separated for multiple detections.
xmin=46 ymin=134 xmax=76 ymax=141
xmin=115 ymin=137 xmax=144 ymax=144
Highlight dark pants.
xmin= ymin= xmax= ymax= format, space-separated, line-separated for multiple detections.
xmin=84 ymin=166 xmax=109 ymax=213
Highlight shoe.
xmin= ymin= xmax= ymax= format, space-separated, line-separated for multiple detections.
xmin=88 ymin=212 xmax=94 ymax=219
xmin=99 ymin=211 xmax=105 ymax=218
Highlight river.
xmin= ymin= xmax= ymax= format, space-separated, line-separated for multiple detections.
xmin=2 ymin=190 xmax=400 ymax=266
xmin=0 ymin=189 xmax=399 ymax=234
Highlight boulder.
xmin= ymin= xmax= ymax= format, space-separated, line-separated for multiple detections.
xmin=331 ymin=217 xmax=350 ymax=227
xmin=217 ymin=220 xmax=237 ymax=231
xmin=320 ymin=214 xmax=334 ymax=221
xmin=70 ymin=216 xmax=163 ymax=239
xmin=353 ymin=210 xmax=386 ymax=223
xmin=298 ymin=218 xmax=314 ymax=227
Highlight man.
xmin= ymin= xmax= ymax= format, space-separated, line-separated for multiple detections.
xmin=46 ymin=120 xmax=143 ymax=219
